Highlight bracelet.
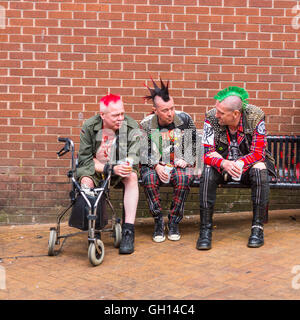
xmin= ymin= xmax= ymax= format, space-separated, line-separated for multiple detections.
xmin=103 ymin=163 xmax=117 ymax=176
xmin=220 ymin=160 xmax=224 ymax=170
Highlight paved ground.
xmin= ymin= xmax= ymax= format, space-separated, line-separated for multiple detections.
xmin=0 ymin=209 xmax=300 ymax=300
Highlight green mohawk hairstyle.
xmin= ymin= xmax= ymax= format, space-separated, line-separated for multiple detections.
xmin=214 ymin=86 xmax=249 ymax=110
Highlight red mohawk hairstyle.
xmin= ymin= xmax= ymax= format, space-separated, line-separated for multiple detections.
xmin=100 ymin=93 xmax=121 ymax=106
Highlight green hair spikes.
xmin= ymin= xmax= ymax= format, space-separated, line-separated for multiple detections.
xmin=214 ymin=86 xmax=249 ymax=110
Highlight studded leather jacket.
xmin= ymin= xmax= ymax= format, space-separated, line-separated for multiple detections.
xmin=203 ymin=104 xmax=276 ymax=178
xmin=140 ymin=111 xmax=197 ymax=168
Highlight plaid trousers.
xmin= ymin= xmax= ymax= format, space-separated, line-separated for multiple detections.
xmin=140 ymin=166 xmax=194 ymax=222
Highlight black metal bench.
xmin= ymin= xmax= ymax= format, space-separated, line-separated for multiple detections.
xmin=192 ymin=135 xmax=300 ymax=186
xmin=139 ymin=136 xmax=300 ymax=222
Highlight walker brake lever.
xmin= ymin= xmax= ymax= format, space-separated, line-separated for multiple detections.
xmin=57 ymin=137 xmax=71 ymax=157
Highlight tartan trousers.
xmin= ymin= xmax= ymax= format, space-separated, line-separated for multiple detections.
xmin=140 ymin=165 xmax=194 ymax=222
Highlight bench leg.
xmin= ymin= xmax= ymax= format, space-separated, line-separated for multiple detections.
xmin=263 ymin=202 xmax=269 ymax=224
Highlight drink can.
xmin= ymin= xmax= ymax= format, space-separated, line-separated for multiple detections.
xmin=232 ymin=160 xmax=244 ymax=181
xmin=125 ymin=157 xmax=133 ymax=167
xmin=164 ymin=164 xmax=173 ymax=183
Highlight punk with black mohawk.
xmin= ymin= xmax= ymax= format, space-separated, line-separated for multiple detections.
xmin=144 ymin=77 xmax=170 ymax=104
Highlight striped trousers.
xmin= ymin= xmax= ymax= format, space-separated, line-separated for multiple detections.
xmin=140 ymin=166 xmax=194 ymax=222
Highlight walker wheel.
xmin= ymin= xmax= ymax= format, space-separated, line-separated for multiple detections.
xmin=113 ymin=223 xmax=122 ymax=248
xmin=88 ymin=239 xmax=105 ymax=266
xmin=48 ymin=229 xmax=57 ymax=256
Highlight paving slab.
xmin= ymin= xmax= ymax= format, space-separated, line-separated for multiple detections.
xmin=0 ymin=209 xmax=300 ymax=300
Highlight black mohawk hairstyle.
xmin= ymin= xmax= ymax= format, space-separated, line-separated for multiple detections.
xmin=144 ymin=76 xmax=170 ymax=103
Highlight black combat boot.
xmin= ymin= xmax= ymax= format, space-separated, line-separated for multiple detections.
xmin=119 ymin=223 xmax=135 ymax=254
xmin=196 ymin=208 xmax=213 ymax=250
xmin=248 ymin=206 xmax=265 ymax=248
xmin=248 ymin=168 xmax=269 ymax=248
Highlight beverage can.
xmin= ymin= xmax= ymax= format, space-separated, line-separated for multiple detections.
xmin=125 ymin=157 xmax=134 ymax=167
xmin=118 ymin=157 xmax=133 ymax=167
xmin=232 ymin=160 xmax=244 ymax=181
xmin=164 ymin=164 xmax=173 ymax=183
xmin=117 ymin=157 xmax=133 ymax=176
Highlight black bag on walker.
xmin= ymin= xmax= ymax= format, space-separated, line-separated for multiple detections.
xmin=69 ymin=193 xmax=108 ymax=231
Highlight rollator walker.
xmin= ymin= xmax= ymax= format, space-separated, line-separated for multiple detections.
xmin=47 ymin=137 xmax=122 ymax=266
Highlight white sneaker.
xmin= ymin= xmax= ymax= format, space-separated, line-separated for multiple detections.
xmin=152 ymin=218 xmax=166 ymax=243
xmin=153 ymin=234 xmax=166 ymax=243
xmin=167 ymin=233 xmax=181 ymax=241
xmin=167 ymin=221 xmax=181 ymax=241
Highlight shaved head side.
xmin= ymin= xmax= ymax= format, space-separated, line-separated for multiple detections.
xmin=222 ymin=95 xmax=243 ymax=112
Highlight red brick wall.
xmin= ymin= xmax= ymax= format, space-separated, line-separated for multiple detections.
xmin=0 ymin=0 xmax=299 ymax=223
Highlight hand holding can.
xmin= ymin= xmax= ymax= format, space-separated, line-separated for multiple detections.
xmin=118 ymin=157 xmax=133 ymax=176
xmin=163 ymin=164 xmax=173 ymax=183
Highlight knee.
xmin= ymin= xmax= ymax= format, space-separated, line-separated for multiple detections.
xmin=141 ymin=172 xmax=159 ymax=187
xmin=200 ymin=165 xmax=214 ymax=183
xmin=129 ymin=171 xmax=138 ymax=181
xmin=80 ymin=176 xmax=95 ymax=188
xmin=122 ymin=171 xmax=138 ymax=186
xmin=170 ymin=168 xmax=190 ymax=187
xmin=174 ymin=174 xmax=191 ymax=188
xmin=252 ymin=162 xmax=266 ymax=170
xmin=249 ymin=165 xmax=269 ymax=184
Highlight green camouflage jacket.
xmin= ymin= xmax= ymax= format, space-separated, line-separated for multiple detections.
xmin=76 ymin=114 xmax=140 ymax=180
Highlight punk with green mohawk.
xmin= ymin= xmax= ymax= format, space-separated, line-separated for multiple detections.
xmin=196 ymin=85 xmax=277 ymax=252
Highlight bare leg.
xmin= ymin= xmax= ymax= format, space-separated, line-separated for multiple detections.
xmin=119 ymin=171 xmax=139 ymax=254
xmin=253 ymin=162 xmax=266 ymax=170
xmin=80 ymin=177 xmax=95 ymax=189
xmin=121 ymin=171 xmax=139 ymax=224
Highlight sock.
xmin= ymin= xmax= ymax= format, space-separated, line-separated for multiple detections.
xmin=123 ymin=223 xmax=134 ymax=231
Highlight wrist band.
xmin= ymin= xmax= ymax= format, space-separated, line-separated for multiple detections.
xmin=103 ymin=162 xmax=111 ymax=176
xmin=104 ymin=163 xmax=117 ymax=176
